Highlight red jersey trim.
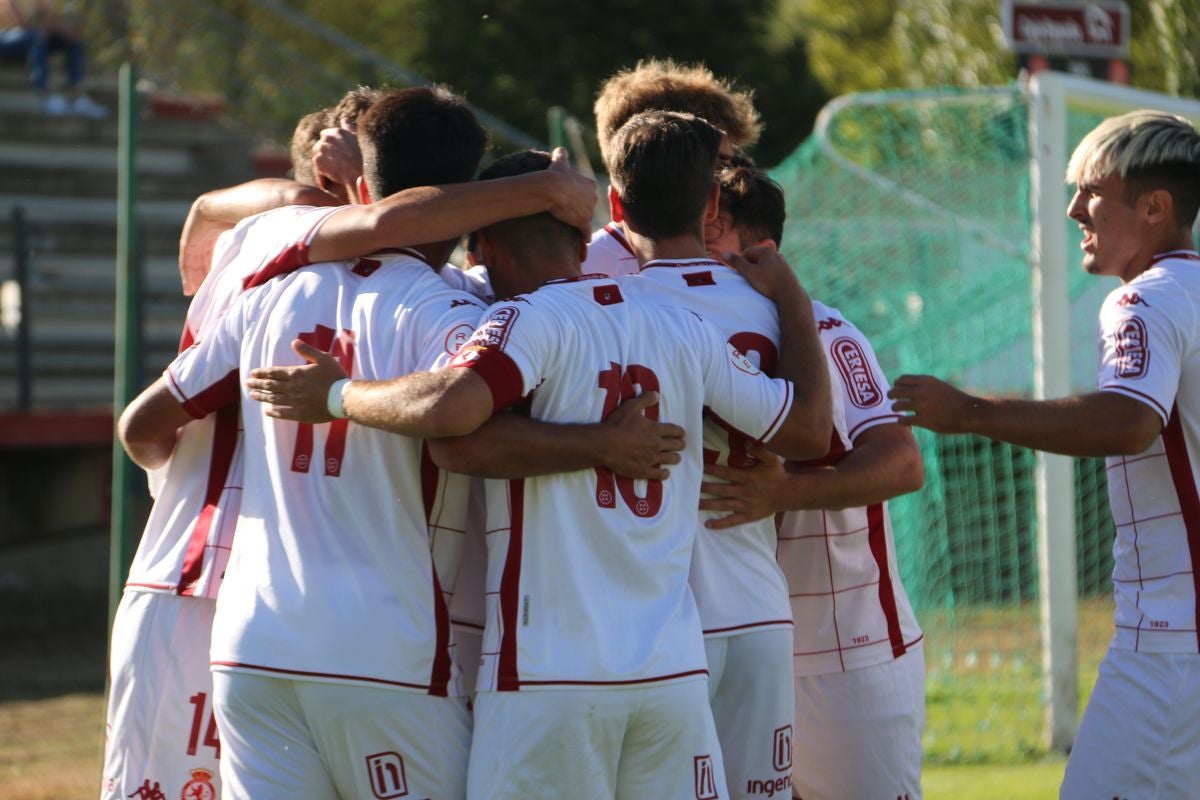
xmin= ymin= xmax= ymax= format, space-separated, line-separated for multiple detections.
xmin=179 ymin=324 xmax=195 ymax=354
xmin=210 ymin=660 xmax=435 ymax=692
xmin=640 ymin=257 xmax=726 ymax=272
xmin=124 ymin=581 xmax=176 ymax=591
xmin=170 ymin=369 xmax=240 ymax=419
xmin=1100 ymin=384 xmax=1170 ymax=424
xmin=241 ymin=207 xmax=344 ymax=290
xmin=603 ymin=223 xmax=637 ymax=258
xmin=702 ymin=619 xmax=793 ymax=636
xmin=455 ymin=349 xmax=525 ymax=412
xmin=1159 ymin=404 xmax=1200 ymax=652
xmin=513 ymin=668 xmax=710 ymax=688
xmin=177 ymin=403 xmax=239 ymax=596
xmin=497 ymin=477 xmax=525 ymax=690
xmin=847 ymin=413 xmax=904 ymax=442
xmin=421 ymin=444 xmax=453 ymax=697
xmin=866 ymin=502 xmax=907 ymax=658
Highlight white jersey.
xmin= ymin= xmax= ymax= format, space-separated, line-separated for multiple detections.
xmin=448 ymin=275 xmax=795 ymax=690
xmin=637 ymin=257 xmax=793 ymax=635
xmin=439 ymin=263 xmax=494 ymax=302
xmin=1096 ymin=250 xmax=1200 ymax=653
xmin=165 ymin=250 xmax=484 ymax=694
xmin=584 ymin=222 xmax=641 ymax=277
xmin=777 ymin=303 xmax=923 ymax=676
xmin=124 ymin=204 xmax=346 ymax=598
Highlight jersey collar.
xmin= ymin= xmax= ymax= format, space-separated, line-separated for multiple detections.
xmin=640 ymin=257 xmax=728 ymax=272
xmin=1148 ymin=249 xmax=1200 ymax=268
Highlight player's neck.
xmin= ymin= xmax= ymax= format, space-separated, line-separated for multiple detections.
xmin=494 ymin=257 xmax=580 ymax=297
xmin=412 ymin=239 xmax=457 ymax=270
xmin=624 ymin=227 xmax=709 ymax=264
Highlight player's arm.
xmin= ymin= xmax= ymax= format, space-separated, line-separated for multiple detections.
xmin=888 ymin=378 xmax=1162 ymax=457
xmin=725 ymin=247 xmax=832 ymax=458
xmin=427 ymin=393 xmax=684 ymax=480
xmin=305 ymin=147 xmax=596 ymax=263
xmin=117 ymin=377 xmax=200 ymax=470
xmin=700 ymin=424 xmax=924 ymax=528
xmin=179 ymin=178 xmax=342 ymax=295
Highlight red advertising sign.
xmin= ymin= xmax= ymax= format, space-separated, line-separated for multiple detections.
xmin=1003 ymin=1 xmax=1130 ymax=57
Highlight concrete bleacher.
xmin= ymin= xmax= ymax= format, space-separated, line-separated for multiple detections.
xmin=0 ymin=65 xmax=264 ymax=413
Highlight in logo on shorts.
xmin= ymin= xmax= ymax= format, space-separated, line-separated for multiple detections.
xmin=694 ymin=754 xmax=719 ymax=800
xmin=1114 ymin=317 xmax=1149 ymax=379
xmin=366 ymin=751 xmax=409 ymax=799
xmin=772 ymin=725 xmax=793 ymax=773
xmin=831 ymin=337 xmax=882 ymax=408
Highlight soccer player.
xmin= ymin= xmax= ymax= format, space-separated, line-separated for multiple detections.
xmin=248 ymin=117 xmax=831 ymax=799
xmin=889 ymin=110 xmax=1200 ymax=800
xmin=587 ymin=58 xmax=762 ymax=277
xmin=116 ymin=86 xmax=496 ymax=799
xmin=699 ymin=165 xmax=926 ymax=800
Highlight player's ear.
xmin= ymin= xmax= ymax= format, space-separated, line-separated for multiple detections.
xmin=703 ymin=181 xmax=720 ymax=223
xmin=754 ymin=238 xmax=777 ymax=252
xmin=608 ymin=184 xmax=624 ymax=223
xmin=1142 ymin=187 xmax=1173 ymax=227
xmin=356 ymin=176 xmax=371 ymax=205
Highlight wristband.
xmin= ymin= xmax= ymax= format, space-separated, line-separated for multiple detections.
xmin=327 ymin=379 xmax=350 ymax=419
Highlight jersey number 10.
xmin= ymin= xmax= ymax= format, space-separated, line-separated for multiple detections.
xmin=289 ymin=325 xmax=355 ymax=477
xmin=595 ymin=362 xmax=663 ymax=518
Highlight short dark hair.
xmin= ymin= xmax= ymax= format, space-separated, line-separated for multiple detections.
xmin=477 ymin=150 xmax=582 ymax=260
xmin=718 ymin=165 xmax=786 ymax=248
xmin=290 ymin=108 xmax=331 ymax=186
xmin=332 ymin=85 xmax=380 ymax=129
xmin=608 ymin=111 xmax=723 ymax=239
xmin=358 ymin=86 xmax=489 ymax=200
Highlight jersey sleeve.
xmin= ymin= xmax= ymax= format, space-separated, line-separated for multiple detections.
xmin=692 ymin=311 xmax=795 ymax=443
xmin=164 ymin=290 xmax=252 ymax=418
xmin=1096 ymin=282 xmax=1189 ymax=425
xmin=820 ymin=318 xmax=901 ymax=442
xmin=414 ymin=293 xmax=488 ymax=371
xmin=448 ymin=299 xmax=550 ymax=412
xmin=238 ymin=204 xmax=352 ymax=290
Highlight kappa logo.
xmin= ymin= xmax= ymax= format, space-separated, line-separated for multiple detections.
xmin=450 ymin=298 xmax=479 ymax=309
xmin=1117 ymin=292 xmax=1150 ymax=308
xmin=352 ymin=257 xmax=381 ymax=277
xmin=180 ymin=767 xmax=216 ymax=800
xmin=694 ymin=754 xmax=720 ymax=800
xmin=444 ymin=323 xmax=475 ymax=357
xmin=817 ymin=318 xmax=844 ymax=331
xmin=1114 ymin=317 xmax=1149 ymax=379
xmin=366 ymin=751 xmax=409 ymax=799
xmin=831 ymin=337 xmax=882 ymax=408
xmin=127 ymin=780 xmax=166 ymax=800
xmin=772 ymin=725 xmax=792 ymax=772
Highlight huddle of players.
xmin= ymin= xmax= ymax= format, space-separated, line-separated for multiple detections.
xmin=104 ymin=61 xmax=929 ymax=800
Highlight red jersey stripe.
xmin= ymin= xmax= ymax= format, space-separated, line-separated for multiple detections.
xmin=1159 ymin=404 xmax=1200 ymax=652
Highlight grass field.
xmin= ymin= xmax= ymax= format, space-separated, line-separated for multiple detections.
xmin=0 ymin=597 xmax=1112 ymax=799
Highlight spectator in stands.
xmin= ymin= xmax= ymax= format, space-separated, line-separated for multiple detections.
xmin=0 ymin=0 xmax=106 ymax=117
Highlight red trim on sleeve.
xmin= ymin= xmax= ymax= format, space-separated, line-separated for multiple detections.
xmin=240 ymin=208 xmax=345 ymax=290
xmin=177 ymin=403 xmax=239 ymax=596
xmin=1160 ymin=405 xmax=1200 ymax=653
xmin=603 ymin=223 xmax=636 ymax=257
xmin=454 ymin=349 xmax=525 ymax=412
xmin=179 ymin=324 xmax=195 ymax=354
xmin=867 ymin=502 xmax=908 ymax=658
xmin=176 ymin=370 xmax=240 ymax=419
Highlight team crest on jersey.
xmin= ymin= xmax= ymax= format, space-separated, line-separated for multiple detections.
xmin=444 ymin=323 xmax=475 ymax=357
xmin=694 ymin=754 xmax=720 ymax=800
xmin=1114 ymin=317 xmax=1149 ymax=379
xmin=831 ymin=337 xmax=882 ymax=408
xmin=772 ymin=725 xmax=793 ymax=772
xmin=366 ymin=751 xmax=409 ymax=798
xmin=727 ymin=342 xmax=761 ymax=376
xmin=180 ymin=768 xmax=216 ymax=800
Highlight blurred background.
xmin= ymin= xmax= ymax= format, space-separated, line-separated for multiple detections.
xmin=2 ymin=1 xmax=1199 ymax=797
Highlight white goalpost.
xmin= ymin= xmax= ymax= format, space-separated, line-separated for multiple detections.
xmin=1027 ymin=71 xmax=1200 ymax=752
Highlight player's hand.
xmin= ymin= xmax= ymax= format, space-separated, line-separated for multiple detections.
xmin=600 ymin=391 xmax=685 ymax=480
xmin=246 ymin=340 xmax=348 ymax=423
xmin=888 ymin=374 xmax=977 ymax=434
xmin=724 ymin=246 xmax=806 ymax=305
xmin=547 ymin=147 xmax=597 ymax=243
xmin=312 ymin=125 xmax=363 ymax=197
xmin=699 ymin=442 xmax=788 ymax=529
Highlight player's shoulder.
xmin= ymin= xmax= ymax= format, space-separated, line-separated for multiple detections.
xmin=1101 ymin=268 xmax=1193 ymax=323
xmin=811 ymin=299 xmax=864 ymax=337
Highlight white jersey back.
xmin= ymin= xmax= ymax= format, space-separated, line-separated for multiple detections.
xmin=165 ymin=251 xmax=483 ymax=694
xmin=637 ymin=258 xmax=793 ymax=635
xmin=584 ymin=222 xmax=641 ymax=277
xmin=1096 ymin=251 xmax=1200 ymax=653
xmin=777 ymin=303 xmax=923 ymax=675
xmin=125 ymin=204 xmax=345 ymax=598
xmin=449 ymin=275 xmax=794 ymax=690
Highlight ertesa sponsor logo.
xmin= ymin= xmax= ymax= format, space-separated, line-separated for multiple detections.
xmin=1114 ymin=317 xmax=1149 ymax=379
xmin=831 ymin=337 xmax=882 ymax=408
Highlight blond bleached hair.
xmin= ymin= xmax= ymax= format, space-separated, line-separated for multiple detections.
xmin=594 ymin=58 xmax=761 ymax=170
xmin=1067 ymin=110 xmax=1200 ymax=185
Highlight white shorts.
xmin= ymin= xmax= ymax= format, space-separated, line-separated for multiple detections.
xmin=705 ymin=628 xmax=796 ymax=800
xmin=791 ymin=644 xmax=924 ymax=800
xmin=468 ymin=680 xmax=726 ymax=800
xmin=102 ymin=590 xmax=221 ymax=800
xmin=1060 ymin=648 xmax=1200 ymax=800
xmin=212 ymin=670 xmax=471 ymax=799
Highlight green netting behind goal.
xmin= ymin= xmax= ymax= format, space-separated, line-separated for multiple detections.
xmin=769 ymin=86 xmax=1116 ymax=763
